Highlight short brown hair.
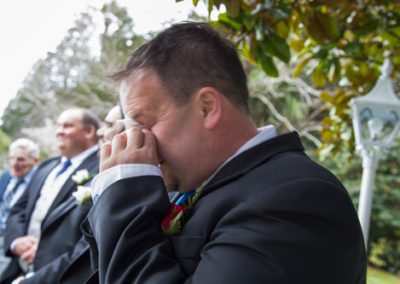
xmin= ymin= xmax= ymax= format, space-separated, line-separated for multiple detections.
xmin=113 ymin=22 xmax=249 ymax=113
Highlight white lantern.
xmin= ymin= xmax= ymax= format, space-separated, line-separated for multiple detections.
xmin=350 ymin=59 xmax=400 ymax=247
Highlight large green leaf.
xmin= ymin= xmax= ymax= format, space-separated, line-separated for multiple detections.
xmin=310 ymin=63 xmax=327 ymax=87
xmin=225 ymin=0 xmax=241 ymax=18
xmin=218 ymin=13 xmax=242 ymax=31
xmin=261 ymin=33 xmax=291 ymax=63
xmin=256 ymin=46 xmax=278 ymax=77
xmin=304 ymin=10 xmax=341 ymax=44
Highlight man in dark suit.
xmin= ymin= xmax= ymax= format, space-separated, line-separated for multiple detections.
xmin=84 ymin=22 xmax=367 ymax=283
xmin=48 ymin=105 xmax=179 ymax=284
xmin=0 ymin=139 xmax=40 ymax=274
xmin=16 ymin=106 xmax=125 ymax=284
xmin=1 ymin=108 xmax=100 ymax=284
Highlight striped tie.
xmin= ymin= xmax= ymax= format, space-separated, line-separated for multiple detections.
xmin=55 ymin=159 xmax=72 ymax=178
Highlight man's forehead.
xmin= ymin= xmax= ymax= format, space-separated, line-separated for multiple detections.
xmin=57 ymin=110 xmax=83 ymax=123
xmin=119 ymin=69 xmax=158 ymax=97
xmin=119 ymin=70 xmax=168 ymax=118
xmin=119 ymin=79 xmax=130 ymax=100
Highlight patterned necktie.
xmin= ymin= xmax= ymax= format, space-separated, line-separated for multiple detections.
xmin=55 ymin=159 xmax=72 ymax=178
xmin=0 ymin=178 xmax=24 ymax=228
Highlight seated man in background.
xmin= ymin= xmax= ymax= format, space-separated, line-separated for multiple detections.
xmin=0 ymin=139 xmax=40 ymax=275
xmin=18 ymin=105 xmax=124 ymax=284
xmin=1 ymin=108 xmax=100 ymax=284
xmin=20 ymin=105 xmax=180 ymax=284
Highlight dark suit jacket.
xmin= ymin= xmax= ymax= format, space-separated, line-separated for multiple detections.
xmin=0 ymin=151 xmax=99 ymax=284
xmin=21 ymin=237 xmax=94 ymax=284
xmin=85 ymin=132 xmax=367 ymax=284
xmin=0 ymin=171 xmax=11 ymax=201
xmin=46 ymin=191 xmax=181 ymax=284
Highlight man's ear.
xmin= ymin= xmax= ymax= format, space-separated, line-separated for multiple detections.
xmin=85 ymin=125 xmax=97 ymax=140
xmin=195 ymin=87 xmax=222 ymax=129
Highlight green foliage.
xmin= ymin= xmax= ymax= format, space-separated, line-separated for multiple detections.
xmin=183 ymin=1 xmax=400 ymax=272
xmin=247 ymin=64 xmax=400 ymax=273
xmin=0 ymin=127 xmax=11 ymax=154
xmin=367 ymin=266 xmax=400 ymax=284
xmin=187 ymin=0 xmax=400 ymax=157
xmin=319 ymin=143 xmax=400 ymax=274
xmin=0 ymin=128 xmax=11 ymax=169
xmin=1 ymin=1 xmax=145 ymax=137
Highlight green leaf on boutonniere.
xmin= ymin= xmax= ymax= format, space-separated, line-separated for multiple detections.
xmin=162 ymin=184 xmax=205 ymax=235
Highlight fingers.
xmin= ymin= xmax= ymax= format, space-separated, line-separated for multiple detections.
xmin=20 ymin=245 xmax=37 ymax=264
xmin=100 ymin=127 xmax=158 ymax=170
xmin=25 ymin=236 xmax=39 ymax=245
xmin=13 ymin=236 xmax=38 ymax=256
xmin=11 ymin=276 xmax=25 ymax=284
xmin=100 ymin=142 xmax=112 ymax=172
xmin=126 ymin=127 xmax=144 ymax=149
xmin=112 ymin=132 xmax=128 ymax=153
xmin=142 ymin=129 xmax=156 ymax=151
xmin=101 ymin=142 xmax=112 ymax=160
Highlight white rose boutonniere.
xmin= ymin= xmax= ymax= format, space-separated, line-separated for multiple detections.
xmin=71 ymin=169 xmax=93 ymax=185
xmin=72 ymin=186 xmax=92 ymax=205
xmin=71 ymin=169 xmax=95 ymax=205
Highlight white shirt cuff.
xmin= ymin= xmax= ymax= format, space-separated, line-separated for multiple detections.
xmin=91 ymin=164 xmax=162 ymax=203
xmin=10 ymin=239 xmax=17 ymax=252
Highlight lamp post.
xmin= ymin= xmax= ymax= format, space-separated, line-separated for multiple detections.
xmin=350 ymin=59 xmax=400 ymax=247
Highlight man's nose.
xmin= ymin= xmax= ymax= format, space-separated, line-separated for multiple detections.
xmin=9 ymin=158 xmax=19 ymax=167
xmin=56 ymin=126 xmax=65 ymax=135
xmin=97 ymin=127 xmax=104 ymax=138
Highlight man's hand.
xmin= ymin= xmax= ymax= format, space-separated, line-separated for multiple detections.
xmin=11 ymin=276 xmax=25 ymax=284
xmin=12 ymin=236 xmax=39 ymax=257
xmin=100 ymin=128 xmax=158 ymax=171
xmin=20 ymin=241 xmax=38 ymax=264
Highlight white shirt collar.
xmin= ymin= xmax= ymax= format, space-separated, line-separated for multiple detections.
xmin=203 ymin=125 xmax=276 ymax=186
xmin=60 ymin=144 xmax=99 ymax=167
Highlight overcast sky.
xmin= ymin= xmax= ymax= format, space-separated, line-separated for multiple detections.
xmin=0 ymin=0 xmax=209 ymax=117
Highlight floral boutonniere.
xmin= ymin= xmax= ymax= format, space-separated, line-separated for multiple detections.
xmin=71 ymin=169 xmax=94 ymax=185
xmin=162 ymin=186 xmax=204 ymax=236
xmin=72 ymin=186 xmax=92 ymax=205
xmin=71 ymin=169 xmax=95 ymax=205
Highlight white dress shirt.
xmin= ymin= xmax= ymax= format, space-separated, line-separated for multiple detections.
xmin=91 ymin=125 xmax=276 ymax=202
xmin=8 ymin=168 xmax=36 ymax=208
xmin=27 ymin=145 xmax=98 ymax=239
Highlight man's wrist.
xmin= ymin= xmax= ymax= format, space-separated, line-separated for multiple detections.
xmin=91 ymin=164 xmax=162 ymax=203
xmin=10 ymin=239 xmax=18 ymax=254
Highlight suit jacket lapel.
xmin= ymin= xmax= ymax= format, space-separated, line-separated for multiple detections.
xmin=26 ymin=159 xmax=60 ymax=217
xmin=41 ymin=197 xmax=87 ymax=231
xmin=43 ymin=151 xmax=98 ymax=223
xmin=203 ymin=132 xmax=304 ymax=196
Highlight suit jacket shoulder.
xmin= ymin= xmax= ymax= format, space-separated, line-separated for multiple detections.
xmin=87 ymin=132 xmax=367 ymax=284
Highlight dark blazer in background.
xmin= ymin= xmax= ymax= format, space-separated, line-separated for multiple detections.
xmin=86 ymin=132 xmax=367 ymax=284
xmin=47 ymin=191 xmax=181 ymax=284
xmin=21 ymin=237 xmax=93 ymax=284
xmin=0 ymin=171 xmax=11 ymax=201
xmin=0 ymin=151 xmax=99 ymax=284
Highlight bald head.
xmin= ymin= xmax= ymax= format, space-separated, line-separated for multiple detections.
xmin=56 ymin=108 xmax=100 ymax=158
